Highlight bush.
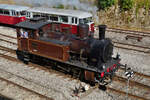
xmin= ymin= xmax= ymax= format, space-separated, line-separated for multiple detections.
xmin=97 ymin=0 xmax=115 ymax=10
xmin=56 ymin=4 xmax=64 ymax=9
xmin=120 ymin=0 xmax=134 ymax=11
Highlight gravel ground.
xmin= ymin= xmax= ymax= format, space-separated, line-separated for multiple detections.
xmin=0 ymin=26 xmax=150 ymax=100
xmin=0 ymin=70 xmax=48 ymax=100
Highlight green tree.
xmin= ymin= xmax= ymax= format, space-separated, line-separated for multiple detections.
xmin=97 ymin=0 xmax=115 ymax=10
xmin=120 ymin=0 xmax=134 ymax=11
xmin=56 ymin=4 xmax=64 ymax=9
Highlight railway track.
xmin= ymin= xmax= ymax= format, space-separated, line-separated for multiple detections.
xmin=0 ymin=33 xmax=16 ymax=39
xmin=113 ymin=75 xmax=150 ymax=100
xmin=1 ymin=32 xmax=150 ymax=99
xmin=107 ymin=27 xmax=150 ymax=37
xmin=113 ymin=41 xmax=150 ymax=53
xmin=0 ymin=75 xmax=53 ymax=100
xmin=1 ymin=45 xmax=150 ymax=100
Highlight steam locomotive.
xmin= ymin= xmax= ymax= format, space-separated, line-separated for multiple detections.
xmin=15 ymin=18 xmax=120 ymax=84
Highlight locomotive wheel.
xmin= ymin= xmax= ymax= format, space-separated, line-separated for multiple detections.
xmin=16 ymin=50 xmax=30 ymax=64
xmin=16 ymin=50 xmax=24 ymax=61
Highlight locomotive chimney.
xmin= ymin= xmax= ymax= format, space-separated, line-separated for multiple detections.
xmin=99 ymin=25 xmax=107 ymax=40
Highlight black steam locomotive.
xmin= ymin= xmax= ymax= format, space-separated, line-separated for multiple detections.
xmin=15 ymin=19 xmax=121 ymax=84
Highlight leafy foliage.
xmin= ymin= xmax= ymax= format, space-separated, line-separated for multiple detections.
xmin=119 ymin=0 xmax=134 ymax=11
xmin=97 ymin=0 xmax=115 ymax=10
xmin=56 ymin=4 xmax=65 ymax=9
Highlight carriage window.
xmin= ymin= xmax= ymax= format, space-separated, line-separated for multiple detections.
xmin=3 ymin=10 xmax=10 ymax=15
xmin=72 ymin=17 xmax=78 ymax=24
xmin=0 ymin=9 xmax=3 ymax=14
xmin=72 ymin=17 xmax=74 ymax=23
xmin=16 ymin=12 xmax=20 ymax=16
xmin=33 ymin=14 xmax=41 ymax=18
xmin=41 ymin=13 xmax=49 ymax=19
xmin=33 ymin=12 xmax=41 ymax=18
xmin=26 ymin=12 xmax=31 ymax=18
xmin=12 ymin=11 xmax=16 ymax=16
xmin=60 ymin=16 xmax=68 ymax=23
xmin=75 ymin=18 xmax=77 ymax=24
xmin=50 ymin=16 xmax=58 ymax=21
xmin=20 ymin=11 xmax=26 ymax=16
xmin=79 ymin=17 xmax=92 ymax=24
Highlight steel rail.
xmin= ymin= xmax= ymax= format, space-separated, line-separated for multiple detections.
xmin=107 ymin=86 xmax=149 ymax=100
xmin=0 ymin=33 xmax=16 ymax=39
xmin=0 ymin=76 xmax=53 ymax=100
xmin=107 ymin=28 xmax=150 ymax=37
xmin=114 ymin=75 xmax=150 ymax=91
xmin=113 ymin=41 xmax=150 ymax=53
xmin=0 ymin=38 xmax=17 ymax=45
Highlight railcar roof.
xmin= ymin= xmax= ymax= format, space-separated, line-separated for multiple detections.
xmin=28 ymin=7 xmax=92 ymax=19
xmin=15 ymin=20 xmax=50 ymax=30
xmin=0 ymin=4 xmax=30 ymax=11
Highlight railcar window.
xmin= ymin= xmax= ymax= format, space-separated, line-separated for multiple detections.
xmin=75 ymin=18 xmax=77 ymax=24
xmin=20 ymin=11 xmax=26 ymax=16
xmin=72 ymin=17 xmax=74 ymax=23
xmin=26 ymin=12 xmax=31 ymax=18
xmin=16 ymin=12 xmax=20 ymax=16
xmin=41 ymin=13 xmax=49 ymax=19
xmin=33 ymin=12 xmax=41 ymax=18
xmin=0 ymin=9 xmax=3 ymax=14
xmin=3 ymin=10 xmax=10 ymax=15
xmin=60 ymin=16 xmax=68 ymax=23
xmin=50 ymin=16 xmax=58 ymax=22
xmin=12 ymin=11 xmax=17 ymax=16
xmin=72 ymin=17 xmax=78 ymax=24
xmin=79 ymin=17 xmax=92 ymax=24
xmin=33 ymin=14 xmax=41 ymax=18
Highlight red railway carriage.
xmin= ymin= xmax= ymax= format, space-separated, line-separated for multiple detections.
xmin=0 ymin=4 xmax=95 ymax=35
xmin=0 ymin=4 xmax=29 ymax=25
xmin=27 ymin=7 xmax=95 ymax=35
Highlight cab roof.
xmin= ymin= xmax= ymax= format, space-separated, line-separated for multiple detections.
xmin=15 ymin=18 xmax=50 ymax=30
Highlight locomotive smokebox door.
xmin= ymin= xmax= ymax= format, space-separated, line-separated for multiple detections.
xmin=99 ymin=25 xmax=107 ymax=40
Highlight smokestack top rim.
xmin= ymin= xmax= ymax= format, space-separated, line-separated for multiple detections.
xmin=99 ymin=25 xmax=107 ymax=29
